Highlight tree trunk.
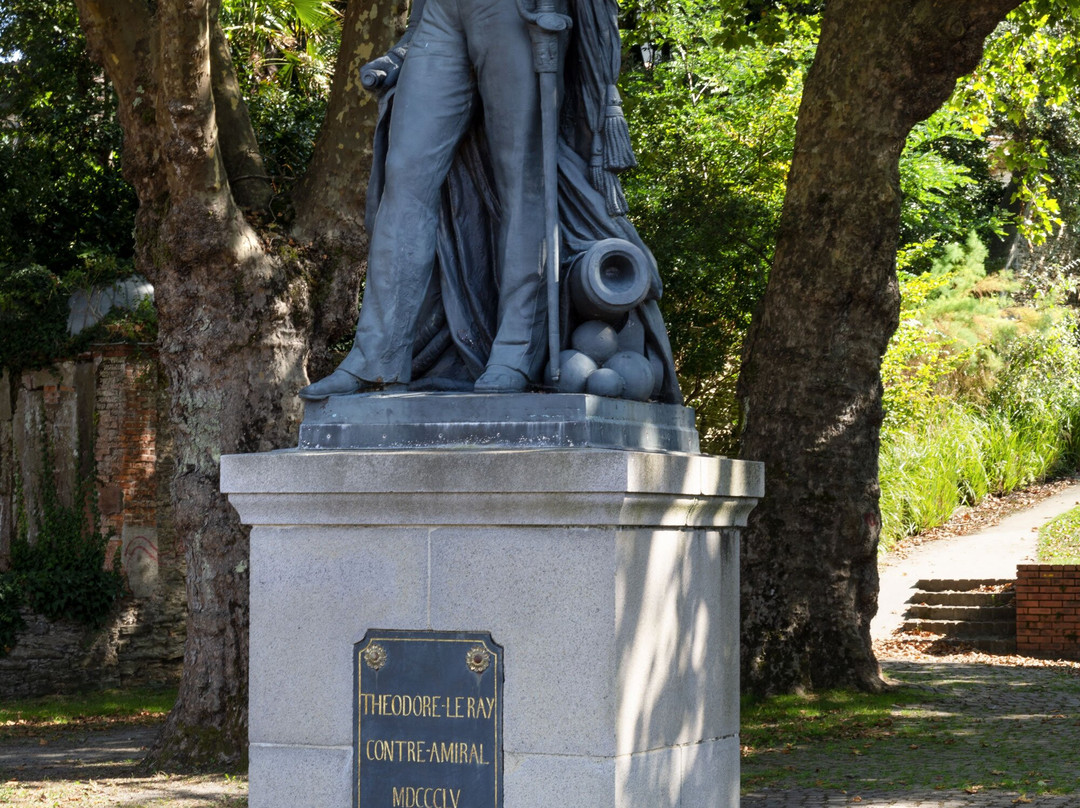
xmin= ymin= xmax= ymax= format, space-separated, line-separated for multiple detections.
xmin=736 ymin=0 xmax=1022 ymax=696
xmin=72 ymin=0 xmax=391 ymax=768
xmin=291 ymin=0 xmax=407 ymax=379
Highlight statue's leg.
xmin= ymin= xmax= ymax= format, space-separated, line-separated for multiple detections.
xmin=335 ymin=2 xmax=477 ymax=386
xmin=467 ymin=0 xmax=547 ymax=390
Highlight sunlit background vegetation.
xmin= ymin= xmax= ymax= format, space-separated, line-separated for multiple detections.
xmin=3 ymin=0 xmax=1080 ymax=556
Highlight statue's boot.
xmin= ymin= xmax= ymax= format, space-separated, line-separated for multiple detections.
xmin=299 ymin=369 xmax=408 ymax=401
xmin=474 ymin=364 xmax=528 ymax=393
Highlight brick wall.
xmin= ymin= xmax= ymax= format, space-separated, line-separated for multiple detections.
xmin=0 ymin=346 xmax=185 ymax=697
xmin=93 ymin=346 xmax=162 ymax=580
xmin=1016 ymin=564 xmax=1080 ymax=660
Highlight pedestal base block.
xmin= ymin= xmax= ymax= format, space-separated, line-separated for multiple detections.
xmin=299 ymin=392 xmax=700 ymax=453
xmin=222 ymin=448 xmax=761 ymax=808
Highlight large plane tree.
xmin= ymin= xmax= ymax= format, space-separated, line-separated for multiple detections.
xmin=69 ymin=0 xmax=402 ymax=767
xmin=738 ymin=0 xmax=1025 ymax=695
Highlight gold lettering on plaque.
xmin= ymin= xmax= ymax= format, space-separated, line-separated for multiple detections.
xmin=392 ymin=786 xmax=463 ymax=808
xmin=367 ymin=739 xmax=489 ymax=766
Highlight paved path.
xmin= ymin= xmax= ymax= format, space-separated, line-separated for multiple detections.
xmin=873 ymin=482 xmax=1080 ymax=641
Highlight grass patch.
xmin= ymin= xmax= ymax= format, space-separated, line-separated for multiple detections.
xmin=0 ymin=685 xmax=175 ymax=742
xmin=879 ymin=402 xmax=1080 ymax=553
xmin=741 ymin=666 xmax=1080 ymax=795
xmin=741 ymin=687 xmax=930 ymax=791
xmin=1038 ymin=505 xmax=1080 ymax=563
xmin=741 ymin=688 xmax=929 ymax=750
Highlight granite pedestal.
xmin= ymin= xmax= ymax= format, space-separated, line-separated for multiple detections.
xmin=222 ymin=445 xmax=762 ymax=808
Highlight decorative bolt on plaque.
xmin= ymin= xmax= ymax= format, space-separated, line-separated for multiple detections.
xmin=467 ymin=645 xmax=490 ymax=674
xmin=363 ymin=642 xmax=387 ymax=671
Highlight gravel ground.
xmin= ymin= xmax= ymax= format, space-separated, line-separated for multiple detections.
xmin=743 ymin=653 xmax=1080 ymax=807
xmin=0 ymin=724 xmax=247 ymax=806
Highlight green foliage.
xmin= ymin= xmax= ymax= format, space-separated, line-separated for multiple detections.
xmin=0 ymin=262 xmax=69 ymax=370
xmin=880 ymin=270 xmax=968 ymax=431
xmin=878 ymin=402 xmax=1079 ymax=545
xmin=1037 ymin=505 xmax=1080 ymax=564
xmin=1 ymin=436 xmax=124 ymax=655
xmin=222 ymin=0 xmax=341 ymax=97
xmin=618 ymin=3 xmax=1027 ymax=452
xmin=0 ymin=575 xmax=25 ymax=656
xmin=987 ymin=313 xmax=1080 ymax=427
xmin=244 ymin=80 xmax=327 ymax=193
xmin=0 ymin=0 xmax=145 ymax=372
xmin=879 ymin=240 xmax=1080 ymax=549
xmin=0 ymin=247 xmax=146 ymax=371
xmin=0 ymin=0 xmax=135 ymax=273
xmin=620 ymin=3 xmax=817 ymax=452
xmin=948 ymin=6 xmax=1080 ymax=243
xmin=14 ymin=442 xmax=124 ymax=626
xmin=899 ymin=112 xmax=1009 ymax=256
xmin=222 ymin=0 xmax=338 ymax=196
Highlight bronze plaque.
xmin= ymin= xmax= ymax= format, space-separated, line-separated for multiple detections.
xmin=355 ymin=630 xmax=503 ymax=808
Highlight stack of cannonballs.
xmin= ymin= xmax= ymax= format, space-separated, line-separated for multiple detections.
xmin=547 ymin=238 xmax=662 ymax=402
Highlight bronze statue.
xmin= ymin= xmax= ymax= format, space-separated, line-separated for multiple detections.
xmin=300 ymin=0 xmax=682 ymax=404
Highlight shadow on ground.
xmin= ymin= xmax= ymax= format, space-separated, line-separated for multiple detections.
xmin=742 ymin=659 xmax=1080 ymax=806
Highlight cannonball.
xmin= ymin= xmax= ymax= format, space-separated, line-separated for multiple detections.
xmin=544 ymin=349 xmax=597 ymax=393
xmin=586 ymin=367 xmax=625 ymax=398
xmin=603 ymin=351 xmax=655 ymax=401
xmin=646 ymin=347 xmax=664 ymax=398
xmin=571 ymin=320 xmax=620 ymax=364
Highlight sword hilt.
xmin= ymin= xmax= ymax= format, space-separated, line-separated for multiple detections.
xmin=518 ymin=0 xmax=571 ymax=73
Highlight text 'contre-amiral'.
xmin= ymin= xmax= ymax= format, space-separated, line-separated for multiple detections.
xmin=365 ymin=739 xmax=490 ymax=765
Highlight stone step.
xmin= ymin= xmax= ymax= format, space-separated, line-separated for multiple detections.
xmin=943 ymin=637 xmax=1019 ymax=654
xmin=911 ymin=591 xmax=1015 ymax=607
xmin=902 ymin=619 xmax=1017 ymax=639
xmin=913 ymin=578 xmax=1014 ymax=592
xmin=897 ymin=628 xmax=1017 ymax=655
xmin=906 ymin=604 xmax=1016 ymax=621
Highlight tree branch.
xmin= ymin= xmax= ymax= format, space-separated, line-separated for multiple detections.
xmin=208 ymin=0 xmax=274 ymax=211
xmin=154 ymin=0 xmax=231 ymax=210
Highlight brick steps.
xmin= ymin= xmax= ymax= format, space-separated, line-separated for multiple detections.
xmin=902 ymin=578 xmax=1016 ymax=654
xmin=906 ymin=604 xmax=1015 ymax=621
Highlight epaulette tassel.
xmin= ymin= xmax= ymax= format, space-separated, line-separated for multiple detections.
xmin=590 ymin=133 xmax=607 ymax=193
xmin=602 ymin=85 xmax=637 ymax=171
xmin=602 ymin=172 xmax=629 ymax=217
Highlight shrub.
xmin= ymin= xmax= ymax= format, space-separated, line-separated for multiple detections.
xmin=1 ymin=436 xmax=124 ymax=655
xmin=879 ymin=238 xmax=1080 ymax=552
